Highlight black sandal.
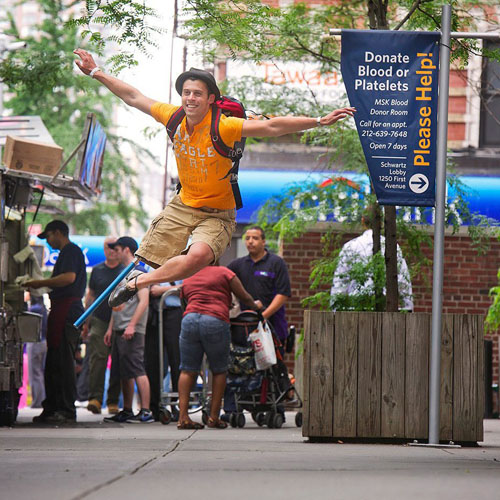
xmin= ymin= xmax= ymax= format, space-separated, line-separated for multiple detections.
xmin=207 ymin=417 xmax=228 ymax=429
xmin=177 ymin=420 xmax=204 ymax=430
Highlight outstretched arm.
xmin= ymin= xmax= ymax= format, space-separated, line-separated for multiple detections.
xmin=73 ymin=49 xmax=156 ymax=116
xmin=241 ymin=107 xmax=355 ymax=138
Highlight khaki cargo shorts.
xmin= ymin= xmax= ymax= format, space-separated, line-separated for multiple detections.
xmin=136 ymin=194 xmax=236 ymax=269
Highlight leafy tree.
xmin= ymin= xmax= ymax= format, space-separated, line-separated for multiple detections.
xmin=38 ymin=1 xmax=499 ymax=310
xmin=66 ymin=0 xmax=164 ymax=73
xmin=183 ymin=0 xmax=500 ymax=311
xmin=0 ymin=0 xmax=149 ymax=234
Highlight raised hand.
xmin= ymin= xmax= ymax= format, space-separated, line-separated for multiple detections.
xmin=73 ymin=48 xmax=98 ymax=76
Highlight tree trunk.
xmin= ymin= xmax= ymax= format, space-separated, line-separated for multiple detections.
xmin=368 ymin=0 xmax=389 ymax=30
xmin=371 ymin=203 xmax=385 ymax=312
xmin=384 ymin=205 xmax=399 ymax=311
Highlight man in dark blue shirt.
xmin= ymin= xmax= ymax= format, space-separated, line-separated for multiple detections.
xmin=26 ymin=220 xmax=86 ymax=424
xmin=227 ymin=226 xmax=291 ymax=343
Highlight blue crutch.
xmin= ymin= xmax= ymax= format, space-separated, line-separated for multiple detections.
xmin=73 ymin=259 xmax=138 ymax=328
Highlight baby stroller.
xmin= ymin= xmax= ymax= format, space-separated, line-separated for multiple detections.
xmin=224 ymin=310 xmax=302 ymax=429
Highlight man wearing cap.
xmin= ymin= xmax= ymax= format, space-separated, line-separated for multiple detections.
xmin=83 ymin=236 xmax=124 ymax=416
xmin=73 ymin=49 xmax=355 ymax=307
xmin=102 ymin=237 xmax=153 ymax=424
xmin=25 ymin=220 xmax=86 ymax=425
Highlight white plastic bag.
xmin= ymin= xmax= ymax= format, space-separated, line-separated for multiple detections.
xmin=249 ymin=321 xmax=277 ymax=371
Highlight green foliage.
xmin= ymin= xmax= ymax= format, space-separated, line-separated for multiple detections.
xmin=66 ymin=0 xmax=164 ymax=73
xmin=486 ymin=253 xmax=500 ymax=332
xmin=328 ymin=251 xmax=387 ymax=311
xmin=0 ymin=0 xmax=148 ymax=234
xmin=255 ymin=177 xmax=372 ymax=241
xmin=185 ymin=1 xmax=500 ymax=67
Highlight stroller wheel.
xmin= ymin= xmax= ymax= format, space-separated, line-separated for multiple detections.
xmin=295 ymin=412 xmax=303 ymax=428
xmin=272 ymin=413 xmax=284 ymax=429
xmin=255 ymin=412 xmax=266 ymax=427
xmin=265 ymin=411 xmax=274 ymax=428
xmin=159 ymin=409 xmax=172 ymax=425
xmin=229 ymin=413 xmax=238 ymax=428
xmin=236 ymin=412 xmax=246 ymax=428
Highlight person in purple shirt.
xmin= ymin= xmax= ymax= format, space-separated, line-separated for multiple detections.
xmin=227 ymin=226 xmax=291 ymax=346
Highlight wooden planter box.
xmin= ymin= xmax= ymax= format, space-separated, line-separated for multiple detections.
xmin=302 ymin=311 xmax=484 ymax=443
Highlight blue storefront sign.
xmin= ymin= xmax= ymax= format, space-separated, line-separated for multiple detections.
xmin=32 ymin=235 xmax=109 ymax=269
xmin=341 ymin=29 xmax=440 ymax=206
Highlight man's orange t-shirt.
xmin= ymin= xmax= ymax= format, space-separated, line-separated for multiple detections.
xmin=151 ymin=102 xmax=244 ymax=210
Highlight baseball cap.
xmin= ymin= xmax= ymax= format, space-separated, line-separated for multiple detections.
xmin=38 ymin=220 xmax=69 ymax=239
xmin=108 ymin=236 xmax=138 ymax=254
xmin=175 ymin=67 xmax=221 ymax=100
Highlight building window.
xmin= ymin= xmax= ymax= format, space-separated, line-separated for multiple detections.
xmin=479 ymin=40 xmax=500 ymax=147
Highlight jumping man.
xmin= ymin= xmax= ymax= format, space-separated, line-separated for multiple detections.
xmin=74 ymin=49 xmax=355 ymax=307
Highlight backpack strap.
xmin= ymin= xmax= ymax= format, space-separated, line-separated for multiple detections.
xmin=219 ymin=159 xmax=243 ymax=210
xmin=210 ymin=106 xmax=235 ymax=158
xmin=166 ymin=106 xmax=185 ymax=142
xmin=210 ymin=105 xmax=244 ymax=209
xmin=165 ymin=107 xmax=185 ymax=196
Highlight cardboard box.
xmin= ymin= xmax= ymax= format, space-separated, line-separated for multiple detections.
xmin=2 ymin=135 xmax=63 ymax=177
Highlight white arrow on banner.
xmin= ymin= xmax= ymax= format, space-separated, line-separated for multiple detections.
xmin=409 ymin=174 xmax=429 ymax=193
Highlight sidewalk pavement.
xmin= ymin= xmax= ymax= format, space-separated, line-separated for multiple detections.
xmin=1 ymin=407 xmax=499 ymax=500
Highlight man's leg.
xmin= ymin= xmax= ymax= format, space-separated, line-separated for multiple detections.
xmin=34 ymin=344 xmax=58 ymax=421
xmin=105 ymin=356 xmax=121 ymax=410
xmin=117 ymin=331 xmax=155 ymax=423
xmin=130 ymin=196 xmax=235 ymax=292
xmin=110 ymin=243 xmax=214 ymax=309
xmin=144 ymin=315 xmax=160 ymax=418
xmin=164 ymin=307 xmax=182 ymax=393
xmin=135 ymin=374 xmax=150 ymax=410
xmin=88 ymin=317 xmax=109 ymax=407
xmin=121 ymin=378 xmax=135 ymax=410
xmin=59 ymin=324 xmax=80 ymax=420
xmin=133 ymin=242 xmax=213 ymax=290
xmin=103 ymin=335 xmax=133 ymax=423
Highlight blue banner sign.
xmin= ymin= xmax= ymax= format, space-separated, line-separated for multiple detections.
xmin=341 ymin=29 xmax=440 ymax=206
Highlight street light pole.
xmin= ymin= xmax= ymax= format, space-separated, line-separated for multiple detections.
xmin=428 ymin=2 xmax=451 ymax=446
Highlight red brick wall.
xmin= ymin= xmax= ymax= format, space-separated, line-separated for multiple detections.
xmin=281 ymin=227 xmax=500 ymax=387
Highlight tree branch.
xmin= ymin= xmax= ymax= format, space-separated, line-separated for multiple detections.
xmin=292 ymin=35 xmax=340 ymax=65
xmin=393 ymin=0 xmax=422 ymax=31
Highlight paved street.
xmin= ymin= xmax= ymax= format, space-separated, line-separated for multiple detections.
xmin=1 ymin=408 xmax=499 ymax=500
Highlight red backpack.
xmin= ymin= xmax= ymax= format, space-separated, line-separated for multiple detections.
xmin=165 ymin=96 xmax=247 ymax=210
